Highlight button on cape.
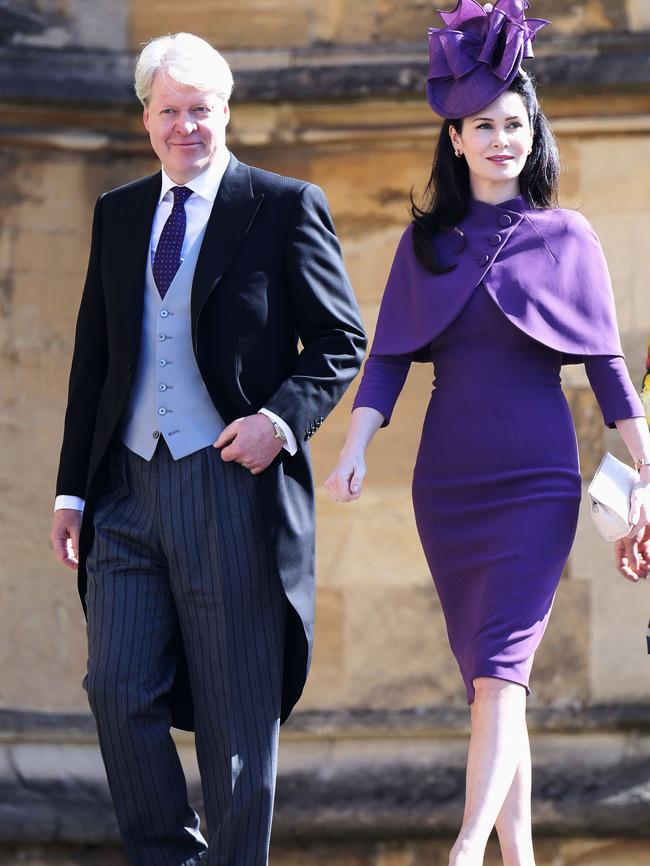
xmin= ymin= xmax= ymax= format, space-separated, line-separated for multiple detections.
xmin=368 ymin=196 xmax=623 ymax=364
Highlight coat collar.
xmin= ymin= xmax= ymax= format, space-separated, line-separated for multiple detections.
xmin=114 ymin=156 xmax=263 ymax=353
xmin=190 ymin=154 xmax=264 ymax=339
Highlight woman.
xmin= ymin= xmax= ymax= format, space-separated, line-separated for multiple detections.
xmin=326 ymin=2 xmax=650 ymax=864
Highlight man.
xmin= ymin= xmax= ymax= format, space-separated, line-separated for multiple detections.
xmin=50 ymin=32 xmax=366 ymax=866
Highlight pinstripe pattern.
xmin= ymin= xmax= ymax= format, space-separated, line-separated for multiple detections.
xmin=85 ymin=441 xmax=287 ymax=866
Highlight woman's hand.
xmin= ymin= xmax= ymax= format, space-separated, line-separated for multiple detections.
xmin=629 ymin=480 xmax=650 ymax=537
xmin=325 ymin=449 xmax=366 ymax=502
xmin=614 ymin=525 xmax=650 ymax=582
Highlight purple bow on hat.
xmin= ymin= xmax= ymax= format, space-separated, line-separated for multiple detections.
xmin=427 ymin=0 xmax=549 ymax=119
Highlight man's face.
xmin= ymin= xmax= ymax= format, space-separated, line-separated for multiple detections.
xmin=143 ymin=72 xmax=229 ymax=184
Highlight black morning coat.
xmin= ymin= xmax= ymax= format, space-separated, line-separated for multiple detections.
xmin=55 ymin=154 xmax=367 ymax=729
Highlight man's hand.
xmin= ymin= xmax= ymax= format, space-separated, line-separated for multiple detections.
xmin=51 ymin=508 xmax=82 ymax=570
xmin=214 ymin=414 xmax=283 ymax=474
xmin=614 ymin=526 xmax=650 ymax=582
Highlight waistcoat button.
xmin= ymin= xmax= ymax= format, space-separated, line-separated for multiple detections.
xmin=498 ymin=214 xmax=512 ymax=227
xmin=479 ymin=254 xmax=490 ymax=266
xmin=490 ymin=233 xmax=502 ymax=246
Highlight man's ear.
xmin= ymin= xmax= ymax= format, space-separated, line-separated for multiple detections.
xmin=143 ymin=105 xmax=150 ymax=132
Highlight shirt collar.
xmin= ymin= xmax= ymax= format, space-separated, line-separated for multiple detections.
xmin=158 ymin=147 xmax=231 ymax=204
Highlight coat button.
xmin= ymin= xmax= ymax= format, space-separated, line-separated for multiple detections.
xmin=159 ymin=359 xmax=167 ymax=367
xmin=498 ymin=214 xmax=512 ymax=227
xmin=158 ymin=383 xmax=167 ymax=391
xmin=160 ymin=309 xmax=169 ymax=318
xmin=158 ymin=407 xmax=167 ymax=415
xmin=153 ymin=431 xmax=160 ymax=439
xmin=479 ymin=254 xmax=490 ymax=266
xmin=158 ymin=333 xmax=167 ymax=341
xmin=490 ymin=233 xmax=502 ymax=246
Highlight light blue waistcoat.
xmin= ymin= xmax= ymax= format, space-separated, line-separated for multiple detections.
xmin=120 ymin=227 xmax=225 ymax=460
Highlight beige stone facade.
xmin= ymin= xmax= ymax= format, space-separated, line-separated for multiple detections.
xmin=3 ymin=106 xmax=647 ymax=716
xmin=0 ymin=0 xmax=649 ymax=859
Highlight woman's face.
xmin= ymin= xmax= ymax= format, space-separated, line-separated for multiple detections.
xmin=449 ymin=90 xmax=533 ymax=200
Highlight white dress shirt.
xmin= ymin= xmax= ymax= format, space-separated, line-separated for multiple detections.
xmin=55 ymin=150 xmax=296 ymax=513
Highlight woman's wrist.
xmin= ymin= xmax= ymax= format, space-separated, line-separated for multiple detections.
xmin=341 ymin=442 xmax=366 ymax=461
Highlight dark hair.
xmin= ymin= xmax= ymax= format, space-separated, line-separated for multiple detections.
xmin=410 ymin=70 xmax=560 ymax=274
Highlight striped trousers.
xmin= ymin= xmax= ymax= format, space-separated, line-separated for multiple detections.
xmin=85 ymin=441 xmax=287 ymax=866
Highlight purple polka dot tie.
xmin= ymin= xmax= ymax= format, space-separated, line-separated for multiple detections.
xmin=152 ymin=185 xmax=193 ymax=299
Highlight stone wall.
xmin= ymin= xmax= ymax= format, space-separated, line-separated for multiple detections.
xmin=2 ymin=108 xmax=648 ymax=716
xmin=10 ymin=0 xmax=650 ymax=49
xmin=1 ymin=0 xmax=649 ymax=860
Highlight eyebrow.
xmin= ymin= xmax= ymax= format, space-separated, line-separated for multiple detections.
xmin=472 ymin=115 xmax=523 ymax=121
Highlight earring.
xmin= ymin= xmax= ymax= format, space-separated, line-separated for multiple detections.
xmin=455 ymin=150 xmax=462 ymax=158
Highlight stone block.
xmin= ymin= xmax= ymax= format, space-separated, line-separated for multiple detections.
xmin=301 ymin=587 xmax=346 ymax=709
xmin=341 ymin=228 xmax=403 ymax=306
xmin=68 ymin=0 xmax=128 ymax=51
xmin=530 ymin=575 xmax=591 ymax=706
xmin=586 ymin=212 xmax=650 ymax=339
xmin=310 ymin=360 xmax=431 ymax=490
xmin=565 ymin=386 xmax=604 ymax=481
xmin=377 ymin=0 xmax=441 ymax=43
xmin=13 ymin=227 xmax=86 ymax=277
xmin=342 ymin=581 xmax=463 ymax=709
xmin=556 ymin=135 xmax=581 ymax=201
xmin=569 ymin=484 xmax=650 ymax=703
xmin=538 ymin=0 xmax=618 ymax=35
xmin=305 ymin=148 xmax=426 ymax=237
xmin=315 ymin=488 xmax=426 ymax=590
xmin=556 ymin=840 xmax=650 ymax=865
xmin=627 ymin=0 xmax=650 ymax=30
xmin=313 ymin=0 xmax=376 ymax=44
xmin=589 ymin=559 xmax=650 ymax=702
xmin=129 ymin=0 xmax=311 ymax=51
xmin=577 ymin=137 xmax=650 ymax=216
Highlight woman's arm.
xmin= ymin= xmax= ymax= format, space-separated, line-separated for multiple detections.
xmin=325 ymin=351 xmax=412 ymax=502
xmin=613 ymin=416 xmax=650 ymax=487
xmin=584 ymin=355 xmax=650 ymax=577
xmin=612 ymin=416 xmax=650 ymax=581
xmin=325 ymin=406 xmax=386 ymax=502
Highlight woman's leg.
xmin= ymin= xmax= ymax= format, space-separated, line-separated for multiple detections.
xmin=449 ymin=677 xmax=528 ymax=866
xmin=495 ymin=726 xmax=535 ymax=866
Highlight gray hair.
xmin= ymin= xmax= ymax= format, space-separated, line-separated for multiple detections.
xmin=134 ymin=32 xmax=234 ymax=106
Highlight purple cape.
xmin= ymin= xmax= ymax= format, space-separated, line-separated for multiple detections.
xmin=370 ymin=196 xmax=623 ymax=364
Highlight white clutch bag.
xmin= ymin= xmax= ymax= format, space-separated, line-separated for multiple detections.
xmin=588 ymin=452 xmax=639 ymax=542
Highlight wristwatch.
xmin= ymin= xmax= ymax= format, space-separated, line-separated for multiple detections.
xmin=269 ymin=418 xmax=287 ymax=441
xmin=635 ymin=456 xmax=650 ymax=472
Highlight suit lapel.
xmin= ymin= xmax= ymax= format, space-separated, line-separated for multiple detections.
xmin=191 ymin=156 xmax=264 ymax=340
xmin=112 ymin=173 xmax=161 ymax=360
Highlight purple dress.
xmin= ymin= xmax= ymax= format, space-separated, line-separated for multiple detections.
xmin=354 ymin=201 xmax=643 ymax=702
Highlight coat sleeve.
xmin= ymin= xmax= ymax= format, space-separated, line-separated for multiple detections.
xmin=352 ymin=353 xmax=412 ymax=426
xmin=584 ymin=355 xmax=645 ymax=428
xmin=55 ymin=195 xmax=109 ymax=497
xmin=263 ymin=183 xmax=367 ymax=444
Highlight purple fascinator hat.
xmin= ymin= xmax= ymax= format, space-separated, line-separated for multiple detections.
xmin=427 ymin=0 xmax=549 ymax=119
